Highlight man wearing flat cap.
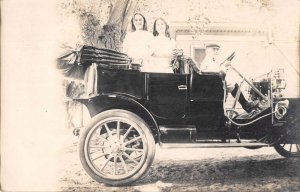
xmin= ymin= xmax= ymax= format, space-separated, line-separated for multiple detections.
xmin=198 ymin=43 xmax=259 ymax=113
xmin=199 ymin=44 xmax=222 ymax=72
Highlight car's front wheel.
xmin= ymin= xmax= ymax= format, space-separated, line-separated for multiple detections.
xmin=274 ymin=142 xmax=300 ymax=158
xmin=273 ymin=122 xmax=300 ymax=158
xmin=79 ymin=109 xmax=156 ymax=186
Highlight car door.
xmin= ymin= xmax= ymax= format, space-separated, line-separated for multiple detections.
xmin=189 ymin=72 xmax=225 ymax=131
xmin=148 ymin=73 xmax=188 ymax=120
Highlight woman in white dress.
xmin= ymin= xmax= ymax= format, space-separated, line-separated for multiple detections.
xmin=150 ymin=18 xmax=176 ymax=73
xmin=123 ymin=13 xmax=153 ymax=71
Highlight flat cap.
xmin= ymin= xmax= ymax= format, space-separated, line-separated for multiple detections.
xmin=205 ymin=44 xmax=220 ymax=49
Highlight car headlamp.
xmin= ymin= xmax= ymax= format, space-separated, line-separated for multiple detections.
xmin=274 ymin=99 xmax=289 ymax=120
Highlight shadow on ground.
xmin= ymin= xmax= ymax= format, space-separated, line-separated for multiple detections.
xmin=59 ymin=143 xmax=300 ymax=192
xmin=136 ymin=157 xmax=300 ymax=185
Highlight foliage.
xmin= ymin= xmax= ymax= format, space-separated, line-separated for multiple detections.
xmin=100 ymin=24 xmax=122 ymax=50
xmin=58 ymin=0 xmax=297 ymax=49
xmin=80 ymin=12 xmax=102 ymax=46
xmin=187 ymin=14 xmax=211 ymax=39
xmin=235 ymin=0 xmax=274 ymax=10
xmin=58 ymin=0 xmax=115 ymax=47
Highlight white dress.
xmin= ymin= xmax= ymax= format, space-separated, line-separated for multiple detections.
xmin=150 ymin=36 xmax=176 ymax=73
xmin=122 ymin=30 xmax=153 ymax=71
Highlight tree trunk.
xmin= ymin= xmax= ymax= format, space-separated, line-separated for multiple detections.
xmin=100 ymin=0 xmax=139 ymax=51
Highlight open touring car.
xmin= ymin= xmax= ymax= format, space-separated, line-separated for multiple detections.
xmin=58 ymin=45 xmax=300 ymax=186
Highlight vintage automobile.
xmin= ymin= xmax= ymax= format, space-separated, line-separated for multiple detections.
xmin=60 ymin=45 xmax=299 ymax=186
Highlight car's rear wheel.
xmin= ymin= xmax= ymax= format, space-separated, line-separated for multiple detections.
xmin=79 ymin=109 xmax=156 ymax=186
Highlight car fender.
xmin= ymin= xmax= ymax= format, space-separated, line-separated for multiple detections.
xmin=76 ymin=94 xmax=160 ymax=143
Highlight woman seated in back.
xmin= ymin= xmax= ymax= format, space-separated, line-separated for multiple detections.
xmin=150 ymin=18 xmax=176 ymax=73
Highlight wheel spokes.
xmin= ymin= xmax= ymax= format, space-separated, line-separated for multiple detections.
xmin=92 ymin=152 xmax=110 ymax=161
xmin=113 ymin=156 xmax=117 ymax=175
xmin=87 ymin=119 xmax=147 ymax=179
xmin=123 ymin=152 xmax=139 ymax=164
xmin=274 ymin=130 xmax=300 ymax=157
xmin=124 ymin=147 xmax=144 ymax=152
xmin=104 ymin=123 xmax=113 ymax=137
xmin=92 ymin=133 xmax=108 ymax=142
xmin=282 ymin=143 xmax=300 ymax=154
xmin=100 ymin=155 xmax=113 ymax=171
xmin=120 ymin=156 xmax=129 ymax=173
xmin=124 ymin=136 xmax=142 ymax=145
xmin=116 ymin=121 xmax=120 ymax=140
xmin=89 ymin=144 xmax=110 ymax=148
xmin=123 ymin=126 xmax=133 ymax=142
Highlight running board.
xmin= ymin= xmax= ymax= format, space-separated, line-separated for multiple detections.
xmin=160 ymin=143 xmax=269 ymax=148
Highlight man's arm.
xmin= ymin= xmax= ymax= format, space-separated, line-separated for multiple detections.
xmin=200 ymin=58 xmax=221 ymax=73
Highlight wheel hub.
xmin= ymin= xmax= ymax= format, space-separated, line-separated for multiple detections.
xmin=108 ymin=135 xmax=124 ymax=157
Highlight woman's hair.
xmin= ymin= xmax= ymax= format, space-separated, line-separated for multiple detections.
xmin=131 ymin=13 xmax=147 ymax=32
xmin=153 ymin=18 xmax=170 ymax=39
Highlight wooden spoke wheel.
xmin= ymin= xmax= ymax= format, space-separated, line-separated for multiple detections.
xmin=79 ymin=109 xmax=155 ymax=186
xmin=274 ymin=142 xmax=300 ymax=158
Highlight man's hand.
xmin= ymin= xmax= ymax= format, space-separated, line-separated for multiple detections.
xmin=223 ymin=60 xmax=231 ymax=67
xmin=219 ymin=70 xmax=226 ymax=79
xmin=221 ymin=60 xmax=231 ymax=72
xmin=171 ymin=59 xmax=179 ymax=70
xmin=132 ymin=58 xmax=143 ymax=65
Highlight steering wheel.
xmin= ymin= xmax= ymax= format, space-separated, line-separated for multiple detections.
xmin=221 ymin=51 xmax=236 ymax=66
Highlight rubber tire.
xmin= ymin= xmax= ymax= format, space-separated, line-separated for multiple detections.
xmin=79 ymin=109 xmax=156 ymax=186
xmin=273 ymin=143 xmax=300 ymax=158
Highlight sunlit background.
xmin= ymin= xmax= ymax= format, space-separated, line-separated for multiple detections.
xmin=2 ymin=0 xmax=299 ymax=191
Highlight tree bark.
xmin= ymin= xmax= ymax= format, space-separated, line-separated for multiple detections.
xmin=63 ymin=0 xmax=139 ymax=130
xmin=100 ymin=0 xmax=139 ymax=51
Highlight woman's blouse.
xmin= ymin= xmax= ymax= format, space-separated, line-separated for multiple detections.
xmin=150 ymin=35 xmax=176 ymax=73
xmin=123 ymin=30 xmax=153 ymax=71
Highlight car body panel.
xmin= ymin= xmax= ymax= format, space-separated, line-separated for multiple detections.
xmin=75 ymin=65 xmax=298 ymax=144
xmin=148 ymin=73 xmax=188 ymax=121
xmin=93 ymin=68 xmax=227 ymax=129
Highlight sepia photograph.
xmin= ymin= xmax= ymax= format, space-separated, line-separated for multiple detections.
xmin=2 ymin=0 xmax=300 ymax=191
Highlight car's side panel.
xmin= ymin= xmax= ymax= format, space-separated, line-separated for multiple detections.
xmin=148 ymin=73 xmax=188 ymax=123
xmin=98 ymin=69 xmax=146 ymax=99
xmin=96 ymin=69 xmax=226 ymax=132
xmin=96 ymin=68 xmax=190 ymax=125
xmin=189 ymin=73 xmax=226 ymax=133
xmin=190 ymin=73 xmax=224 ymax=101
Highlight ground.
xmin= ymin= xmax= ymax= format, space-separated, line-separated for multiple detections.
xmin=59 ymin=136 xmax=300 ymax=192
